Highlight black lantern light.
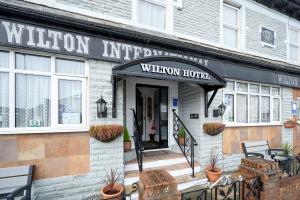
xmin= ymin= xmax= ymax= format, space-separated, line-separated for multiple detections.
xmin=96 ymin=95 xmax=107 ymax=118
xmin=213 ymin=102 xmax=227 ymax=117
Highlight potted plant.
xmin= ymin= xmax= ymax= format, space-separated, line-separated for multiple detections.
xmin=284 ymin=119 xmax=297 ymax=128
xmin=89 ymin=124 xmax=123 ymax=142
xmin=123 ymin=127 xmax=131 ymax=152
xmin=205 ymin=153 xmax=223 ymax=182
xmin=178 ymin=127 xmax=186 ymax=146
xmin=100 ymin=169 xmax=124 ymax=200
xmin=203 ymin=123 xmax=225 ymax=136
xmin=281 ymin=143 xmax=294 ymax=157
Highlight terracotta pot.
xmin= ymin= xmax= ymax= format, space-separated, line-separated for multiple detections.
xmin=205 ymin=166 xmax=222 ymax=182
xmin=284 ymin=122 xmax=297 ymax=128
xmin=178 ymin=136 xmax=185 ymax=146
xmin=101 ymin=183 xmax=124 ymax=200
xmin=124 ymin=141 xmax=131 ymax=152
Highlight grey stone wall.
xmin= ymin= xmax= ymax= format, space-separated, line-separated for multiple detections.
xmin=56 ymin=0 xmax=131 ymax=20
xmin=245 ymin=8 xmax=287 ymax=60
xmin=174 ymin=0 xmax=220 ymax=43
xmin=32 ymin=60 xmax=125 ymax=200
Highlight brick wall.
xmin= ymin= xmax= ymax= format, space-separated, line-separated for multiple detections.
xmin=174 ymin=0 xmax=220 ymax=43
xmin=246 ymin=8 xmax=287 ymax=60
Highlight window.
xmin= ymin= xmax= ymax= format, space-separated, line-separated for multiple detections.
xmin=222 ymin=4 xmax=239 ymax=48
xmin=138 ymin=0 xmax=166 ymax=29
xmin=223 ymin=80 xmax=281 ymax=124
xmin=288 ymin=28 xmax=299 ymax=63
xmin=260 ymin=27 xmax=275 ymax=46
xmin=0 ymin=51 xmax=87 ymax=132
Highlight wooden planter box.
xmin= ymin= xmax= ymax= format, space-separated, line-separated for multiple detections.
xmin=284 ymin=122 xmax=297 ymax=128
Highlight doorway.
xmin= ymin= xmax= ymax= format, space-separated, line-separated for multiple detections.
xmin=136 ymin=84 xmax=168 ymax=150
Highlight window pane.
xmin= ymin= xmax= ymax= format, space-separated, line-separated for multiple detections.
xmin=261 ymin=96 xmax=270 ymax=122
xmin=236 ymin=94 xmax=248 ymax=123
xmin=273 ymin=98 xmax=280 ymax=121
xmin=272 ymin=87 xmax=280 ymax=96
xmin=237 ymin=82 xmax=248 ymax=92
xmin=290 ymin=28 xmax=299 ymax=44
xmin=249 ymin=95 xmax=259 ymax=123
xmin=250 ymin=84 xmax=259 ymax=93
xmin=224 ymin=94 xmax=234 ymax=122
xmin=223 ymin=5 xmax=238 ymax=27
xmin=16 ymin=53 xmax=50 ymax=72
xmin=261 ymin=86 xmax=270 ymax=95
xmin=138 ymin=0 xmax=165 ymax=29
xmin=0 ymin=51 xmax=9 ymax=68
xmin=289 ymin=45 xmax=299 ymax=62
xmin=223 ymin=27 xmax=237 ymax=48
xmin=225 ymin=81 xmax=235 ymax=91
xmin=56 ymin=59 xmax=85 ymax=76
xmin=0 ymin=73 xmax=9 ymax=128
xmin=59 ymin=80 xmax=82 ymax=124
xmin=15 ymin=74 xmax=51 ymax=127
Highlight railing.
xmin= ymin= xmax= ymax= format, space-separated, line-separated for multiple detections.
xmin=181 ymin=176 xmax=263 ymax=200
xmin=172 ymin=109 xmax=198 ymax=177
xmin=131 ymin=109 xmax=144 ymax=172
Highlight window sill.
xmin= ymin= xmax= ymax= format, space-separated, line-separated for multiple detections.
xmin=224 ymin=123 xmax=282 ymax=128
xmin=0 ymin=127 xmax=89 ymax=135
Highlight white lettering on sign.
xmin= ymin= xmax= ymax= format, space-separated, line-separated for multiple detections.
xmin=140 ymin=63 xmax=210 ymax=80
xmin=278 ymin=74 xmax=298 ymax=87
xmin=1 ymin=20 xmax=90 ymax=54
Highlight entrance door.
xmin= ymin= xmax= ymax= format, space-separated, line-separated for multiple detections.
xmin=136 ymin=84 xmax=168 ymax=150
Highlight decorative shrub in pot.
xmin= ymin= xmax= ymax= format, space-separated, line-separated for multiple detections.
xmin=284 ymin=119 xmax=297 ymax=128
xmin=178 ymin=127 xmax=186 ymax=146
xmin=101 ymin=169 xmax=124 ymax=200
xmin=123 ymin=127 xmax=131 ymax=152
xmin=89 ymin=124 xmax=123 ymax=142
xmin=205 ymin=153 xmax=222 ymax=182
xmin=203 ymin=123 xmax=225 ymax=136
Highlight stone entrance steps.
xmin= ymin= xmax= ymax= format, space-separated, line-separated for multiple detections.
xmin=124 ymin=150 xmax=208 ymax=199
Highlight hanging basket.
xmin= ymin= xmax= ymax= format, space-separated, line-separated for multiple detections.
xmin=203 ymin=123 xmax=225 ymax=136
xmin=89 ymin=124 xmax=123 ymax=142
xmin=284 ymin=121 xmax=297 ymax=128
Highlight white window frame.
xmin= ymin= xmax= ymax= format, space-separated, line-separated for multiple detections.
xmin=223 ymin=80 xmax=281 ymax=127
xmin=222 ymin=3 xmax=240 ymax=49
xmin=132 ymin=0 xmax=173 ymax=32
xmin=288 ymin=27 xmax=300 ymax=64
xmin=258 ymin=25 xmax=277 ymax=49
xmin=0 ymin=49 xmax=88 ymax=134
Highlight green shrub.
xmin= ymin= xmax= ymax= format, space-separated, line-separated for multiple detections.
xmin=123 ymin=127 xmax=130 ymax=142
xmin=179 ymin=127 xmax=186 ymax=137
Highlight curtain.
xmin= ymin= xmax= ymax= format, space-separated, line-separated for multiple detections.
xmin=15 ymin=74 xmax=51 ymax=127
xmin=16 ymin=53 xmax=50 ymax=72
xmin=0 ymin=73 xmax=9 ymax=128
xmin=58 ymin=80 xmax=82 ymax=124
xmin=138 ymin=0 xmax=165 ymax=29
xmin=56 ymin=59 xmax=85 ymax=76
xmin=224 ymin=94 xmax=234 ymax=122
xmin=273 ymin=98 xmax=280 ymax=121
xmin=261 ymin=96 xmax=270 ymax=122
xmin=249 ymin=95 xmax=259 ymax=123
xmin=236 ymin=94 xmax=248 ymax=123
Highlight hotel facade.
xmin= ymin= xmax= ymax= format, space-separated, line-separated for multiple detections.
xmin=1 ymin=0 xmax=300 ymax=199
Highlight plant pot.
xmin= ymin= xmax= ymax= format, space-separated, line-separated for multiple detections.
xmin=100 ymin=183 xmax=124 ymax=200
xmin=284 ymin=122 xmax=297 ymax=128
xmin=205 ymin=166 xmax=223 ymax=182
xmin=124 ymin=141 xmax=131 ymax=152
xmin=203 ymin=123 xmax=225 ymax=136
xmin=178 ymin=136 xmax=185 ymax=146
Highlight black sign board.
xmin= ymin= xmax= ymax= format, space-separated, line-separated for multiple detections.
xmin=190 ymin=114 xmax=199 ymax=119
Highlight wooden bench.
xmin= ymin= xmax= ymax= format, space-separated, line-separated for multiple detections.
xmin=242 ymin=140 xmax=285 ymax=159
xmin=0 ymin=165 xmax=34 ymax=200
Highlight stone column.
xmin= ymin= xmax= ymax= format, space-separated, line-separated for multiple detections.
xmin=239 ymin=157 xmax=282 ymax=200
xmin=138 ymin=169 xmax=181 ymax=200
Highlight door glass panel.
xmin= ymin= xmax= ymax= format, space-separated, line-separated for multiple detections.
xmin=160 ymin=87 xmax=168 ymax=144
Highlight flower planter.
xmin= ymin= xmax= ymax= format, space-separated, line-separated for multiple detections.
xmin=203 ymin=123 xmax=225 ymax=136
xmin=178 ymin=136 xmax=185 ymax=146
xmin=284 ymin=122 xmax=297 ymax=128
xmin=89 ymin=125 xmax=123 ymax=142
xmin=101 ymin=183 xmax=124 ymax=200
xmin=205 ymin=166 xmax=223 ymax=182
xmin=124 ymin=141 xmax=131 ymax=152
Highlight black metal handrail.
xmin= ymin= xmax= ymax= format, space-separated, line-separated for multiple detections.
xmin=131 ymin=108 xmax=144 ymax=172
xmin=172 ymin=109 xmax=198 ymax=177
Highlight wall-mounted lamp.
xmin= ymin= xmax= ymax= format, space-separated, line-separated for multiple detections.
xmin=96 ymin=95 xmax=107 ymax=118
xmin=213 ymin=103 xmax=226 ymax=117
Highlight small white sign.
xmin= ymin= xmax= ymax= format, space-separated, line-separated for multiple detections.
xmin=62 ymin=113 xmax=81 ymax=124
xmin=29 ymin=120 xmax=41 ymax=127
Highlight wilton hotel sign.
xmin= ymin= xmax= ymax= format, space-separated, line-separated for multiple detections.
xmin=0 ymin=19 xmax=208 ymax=65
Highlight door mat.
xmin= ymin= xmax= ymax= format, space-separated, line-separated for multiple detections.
xmin=144 ymin=150 xmax=170 ymax=157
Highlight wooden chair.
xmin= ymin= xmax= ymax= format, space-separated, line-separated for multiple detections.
xmin=0 ymin=165 xmax=34 ymax=200
xmin=242 ymin=140 xmax=285 ymax=159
